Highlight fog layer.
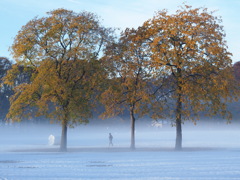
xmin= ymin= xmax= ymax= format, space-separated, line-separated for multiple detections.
xmin=0 ymin=119 xmax=240 ymax=151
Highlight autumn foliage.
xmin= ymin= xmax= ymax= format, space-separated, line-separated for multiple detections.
xmin=4 ymin=9 xmax=112 ymax=151
xmin=141 ymin=5 xmax=237 ymax=149
xmin=101 ymin=5 xmax=237 ymax=150
xmin=3 ymin=5 xmax=238 ymax=151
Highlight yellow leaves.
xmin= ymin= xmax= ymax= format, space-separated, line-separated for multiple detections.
xmin=3 ymin=65 xmax=18 ymax=86
xmin=6 ymin=5 xmax=235 ymax=126
xmin=11 ymin=8 xmax=107 ymax=67
xmin=101 ymin=26 xmax=159 ymax=120
xmin=145 ymin=4 xmax=230 ymax=71
xmin=135 ymin=4 xmax=235 ymax=121
xmin=7 ymin=8 xmax=111 ymax=125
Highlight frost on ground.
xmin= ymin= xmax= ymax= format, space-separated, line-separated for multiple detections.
xmin=0 ymin=121 xmax=240 ymax=179
xmin=0 ymin=150 xmax=240 ymax=180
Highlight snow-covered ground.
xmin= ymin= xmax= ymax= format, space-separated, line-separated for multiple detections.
xmin=0 ymin=121 xmax=240 ymax=179
xmin=1 ymin=149 xmax=240 ymax=180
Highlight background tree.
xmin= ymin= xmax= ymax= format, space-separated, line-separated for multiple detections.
xmin=101 ymin=28 xmax=165 ymax=150
xmin=4 ymin=9 xmax=112 ymax=151
xmin=0 ymin=57 xmax=13 ymax=121
xmin=142 ymin=5 xmax=237 ymax=150
xmin=233 ymin=61 xmax=240 ymax=82
xmin=230 ymin=61 xmax=240 ymax=119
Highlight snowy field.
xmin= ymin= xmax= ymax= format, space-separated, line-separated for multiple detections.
xmin=1 ymin=150 xmax=240 ymax=180
xmin=0 ymin=121 xmax=240 ymax=179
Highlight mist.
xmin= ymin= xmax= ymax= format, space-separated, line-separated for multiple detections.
xmin=1 ymin=118 xmax=240 ymax=152
xmin=1 ymin=119 xmax=240 ymax=179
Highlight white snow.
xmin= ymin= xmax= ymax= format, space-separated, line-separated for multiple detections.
xmin=0 ymin=121 xmax=240 ymax=179
xmin=0 ymin=150 xmax=240 ymax=180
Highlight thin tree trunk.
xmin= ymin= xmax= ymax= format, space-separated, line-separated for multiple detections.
xmin=175 ymin=114 xmax=182 ymax=150
xmin=175 ymin=66 xmax=183 ymax=151
xmin=175 ymin=92 xmax=182 ymax=150
xmin=130 ymin=106 xmax=135 ymax=150
xmin=60 ymin=119 xmax=68 ymax=152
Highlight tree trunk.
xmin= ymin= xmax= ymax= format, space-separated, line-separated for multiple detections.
xmin=175 ymin=115 xmax=182 ymax=150
xmin=175 ymin=66 xmax=183 ymax=150
xmin=175 ymin=92 xmax=182 ymax=150
xmin=60 ymin=119 xmax=68 ymax=152
xmin=130 ymin=106 xmax=135 ymax=150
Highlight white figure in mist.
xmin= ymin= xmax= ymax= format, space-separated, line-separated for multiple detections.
xmin=109 ymin=133 xmax=113 ymax=147
xmin=48 ymin=134 xmax=55 ymax=146
xmin=48 ymin=135 xmax=60 ymax=145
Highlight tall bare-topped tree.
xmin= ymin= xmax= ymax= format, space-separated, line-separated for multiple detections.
xmin=141 ymin=5 xmax=238 ymax=150
xmin=4 ymin=9 xmax=113 ymax=151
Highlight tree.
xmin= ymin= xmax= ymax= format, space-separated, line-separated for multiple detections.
xmin=141 ymin=5 xmax=237 ymax=150
xmin=233 ymin=61 xmax=240 ymax=82
xmin=0 ymin=57 xmax=13 ymax=121
xmin=101 ymin=28 xmax=165 ymax=150
xmin=4 ymin=9 xmax=112 ymax=151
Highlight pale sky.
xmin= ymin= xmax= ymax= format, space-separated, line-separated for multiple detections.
xmin=0 ymin=0 xmax=239 ymax=63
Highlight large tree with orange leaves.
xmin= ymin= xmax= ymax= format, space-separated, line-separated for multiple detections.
xmin=141 ymin=5 xmax=237 ymax=150
xmin=101 ymin=27 xmax=167 ymax=150
xmin=4 ymin=9 xmax=112 ymax=151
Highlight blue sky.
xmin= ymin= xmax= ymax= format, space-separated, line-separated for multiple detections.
xmin=0 ymin=0 xmax=239 ymax=63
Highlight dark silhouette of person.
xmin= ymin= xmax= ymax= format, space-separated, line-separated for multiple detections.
xmin=109 ymin=133 xmax=113 ymax=146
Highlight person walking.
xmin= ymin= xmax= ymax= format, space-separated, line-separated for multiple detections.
xmin=109 ymin=133 xmax=113 ymax=147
